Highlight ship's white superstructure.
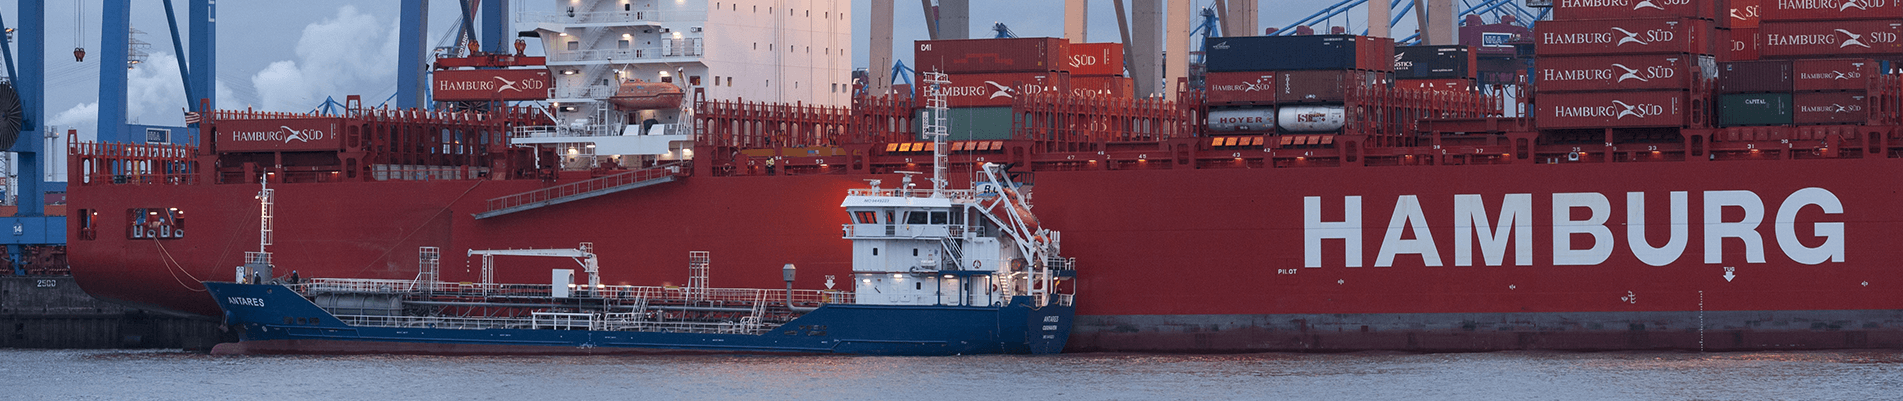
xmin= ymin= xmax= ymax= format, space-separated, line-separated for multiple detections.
xmin=522 ymin=0 xmax=852 ymax=169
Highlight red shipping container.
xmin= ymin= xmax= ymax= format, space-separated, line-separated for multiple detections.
xmin=1064 ymin=42 xmax=1125 ymax=77
xmin=1276 ymin=70 xmax=1385 ymax=103
xmin=1793 ymin=91 xmax=1870 ymax=125
xmin=1794 ymin=59 xmax=1878 ymax=91
xmin=1396 ymin=78 xmax=1476 ymax=92
xmin=1535 ymin=54 xmax=1706 ymax=92
xmin=927 ymin=72 xmax=1069 ymax=107
xmin=433 ymin=68 xmax=552 ymax=101
xmin=1762 ymin=0 xmax=1902 ymax=21
xmin=916 ymin=37 xmax=1067 ymax=74
xmin=1760 ymin=20 xmax=1903 ymax=58
xmin=1553 ymin=0 xmax=1721 ymax=22
xmin=1728 ymin=0 xmax=1760 ymax=28
xmin=1536 ymin=18 xmax=1718 ymax=56
xmin=1535 ymin=90 xmax=1689 ymax=129
xmin=1203 ymin=71 xmax=1278 ymax=105
xmin=1721 ymin=28 xmax=1761 ymax=61
xmin=1359 ymin=36 xmax=1398 ymax=72
xmin=1070 ymin=76 xmax=1133 ymax=98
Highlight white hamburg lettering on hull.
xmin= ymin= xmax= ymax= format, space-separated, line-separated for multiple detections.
xmin=1302 ymin=188 xmax=1845 ymax=268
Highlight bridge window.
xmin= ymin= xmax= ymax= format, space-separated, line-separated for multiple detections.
xmin=906 ymin=211 xmax=928 ymax=224
xmin=930 ymin=211 xmax=947 ymax=224
xmin=872 ymin=248 xmax=878 ymax=256
xmin=853 ymin=211 xmax=877 ymax=224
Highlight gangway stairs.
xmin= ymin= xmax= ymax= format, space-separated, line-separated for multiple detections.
xmin=475 ymin=162 xmax=689 ymax=219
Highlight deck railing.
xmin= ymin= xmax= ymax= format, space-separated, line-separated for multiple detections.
xmin=482 ymin=161 xmax=688 ymax=212
xmin=294 ymin=277 xmax=855 ymax=305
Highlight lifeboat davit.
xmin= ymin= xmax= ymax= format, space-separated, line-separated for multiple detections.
xmin=607 ymin=79 xmax=685 ymax=110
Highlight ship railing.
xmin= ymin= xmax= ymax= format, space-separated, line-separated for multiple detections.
xmin=79 ymin=173 xmax=198 ymax=186
xmin=846 ymin=188 xmax=980 ymax=203
xmin=482 ymin=161 xmax=688 ymax=212
xmin=314 ymin=278 xmax=855 ymax=305
xmin=371 ymin=165 xmax=491 ymax=181
xmin=511 ymin=123 xmax=623 ymax=139
xmin=522 ymin=10 xmax=662 ymax=25
xmin=550 ymin=85 xmax=619 ymax=100
xmin=334 ymin=314 xmax=533 ymax=330
xmin=293 ymin=278 xmax=421 ymax=294
xmin=332 ymin=313 xmax=787 ymax=335
xmin=1055 ymin=293 xmax=1073 ymax=307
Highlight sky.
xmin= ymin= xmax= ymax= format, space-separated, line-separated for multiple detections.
xmin=2 ymin=0 xmax=1463 ymax=156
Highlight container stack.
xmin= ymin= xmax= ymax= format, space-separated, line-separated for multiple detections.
xmin=1394 ymin=45 xmax=1478 ymax=91
xmin=1065 ymin=42 xmax=1133 ymax=99
xmin=914 ymin=38 xmax=1072 ymax=140
xmin=1534 ymin=1 xmax=1722 ymax=130
xmin=1201 ymin=34 xmax=1395 ymax=137
xmin=1720 ymin=0 xmax=1759 ymax=62
xmin=1715 ymin=1 xmax=1900 ymax=127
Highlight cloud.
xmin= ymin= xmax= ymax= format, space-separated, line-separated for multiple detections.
xmin=251 ymin=5 xmax=399 ymax=112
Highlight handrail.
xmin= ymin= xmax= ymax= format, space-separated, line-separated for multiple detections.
xmin=481 ymin=161 xmax=690 ymax=213
xmin=295 ymin=277 xmax=855 ymax=305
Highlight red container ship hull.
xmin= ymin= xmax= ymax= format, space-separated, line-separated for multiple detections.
xmin=69 ymin=155 xmax=1903 ymax=352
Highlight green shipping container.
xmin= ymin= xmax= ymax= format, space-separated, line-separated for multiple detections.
xmin=1718 ymin=93 xmax=1792 ymax=127
xmin=916 ymin=107 xmax=1015 ymax=141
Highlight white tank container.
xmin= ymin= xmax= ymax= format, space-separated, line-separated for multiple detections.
xmin=1277 ymin=105 xmax=1345 ymax=132
xmin=1205 ymin=108 xmax=1276 ymax=132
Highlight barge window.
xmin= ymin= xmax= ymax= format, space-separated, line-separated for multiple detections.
xmin=853 ymin=211 xmax=878 ymax=224
xmin=906 ymin=211 xmax=928 ymax=224
xmin=930 ymin=212 xmax=947 ymax=224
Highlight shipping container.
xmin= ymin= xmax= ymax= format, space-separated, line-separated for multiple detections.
xmin=1761 ymin=0 xmax=1902 ymax=21
xmin=1553 ymin=0 xmax=1721 ymax=22
xmin=433 ymin=68 xmax=552 ymax=101
xmin=925 ymin=71 xmax=1069 ymax=107
xmin=1064 ymin=42 xmax=1125 ymax=77
xmin=1717 ymin=60 xmax=1793 ymax=93
xmin=1760 ymin=20 xmax=1903 ymax=58
xmin=1203 ymin=71 xmax=1278 ymax=105
xmin=1536 ymin=54 xmax=1707 ymax=92
xmin=1460 ymin=18 xmax=1534 ymax=56
xmin=1070 ymin=76 xmax=1133 ymax=98
xmin=1793 ymin=91 xmax=1870 ymax=125
xmin=1536 ymin=18 xmax=1717 ymax=56
xmin=1276 ymin=70 xmax=1386 ymax=104
xmin=1794 ymin=59 xmax=1879 ymax=91
xmin=1394 ymin=45 xmax=1476 ymax=79
xmin=1722 ymin=28 xmax=1761 ymax=61
xmin=914 ymin=107 xmax=1015 ymax=141
xmin=1718 ymin=92 xmax=1794 ymax=126
xmin=1535 ymin=90 xmax=1689 ymax=129
xmin=1204 ymin=35 xmax=1394 ymax=72
xmin=1278 ymin=105 xmax=1347 ymax=132
xmin=1206 ymin=107 xmax=1277 ymax=132
xmin=915 ymin=37 xmax=1067 ymax=74
xmin=1396 ymin=78 xmax=1477 ymax=92
xmin=1729 ymin=0 xmax=1760 ymax=28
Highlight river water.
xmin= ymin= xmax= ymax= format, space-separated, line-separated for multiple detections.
xmin=4 ymin=349 xmax=1899 ymax=400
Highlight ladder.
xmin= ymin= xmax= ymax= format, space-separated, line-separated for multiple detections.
xmin=738 ymin=291 xmax=768 ymax=334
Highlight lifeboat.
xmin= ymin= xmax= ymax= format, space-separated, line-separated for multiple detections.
xmin=607 ymin=79 xmax=686 ymax=110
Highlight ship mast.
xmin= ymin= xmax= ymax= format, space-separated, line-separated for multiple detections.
xmin=921 ymin=71 xmax=950 ymax=198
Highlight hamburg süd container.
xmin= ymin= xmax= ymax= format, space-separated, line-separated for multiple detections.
xmin=1278 ymin=105 xmax=1346 ymax=132
xmin=1552 ymin=0 xmax=1722 ymax=22
xmin=1206 ymin=107 xmax=1277 ymax=132
xmin=1393 ymin=45 xmax=1476 ymax=79
xmin=1536 ymin=54 xmax=1707 ymax=92
xmin=1276 ymin=70 xmax=1386 ymax=104
xmin=928 ymin=71 xmax=1069 ymax=107
xmin=1203 ymin=71 xmax=1277 ymax=105
xmin=1536 ymin=18 xmax=1717 ymax=56
xmin=1728 ymin=0 xmax=1759 ymax=28
xmin=1064 ymin=42 xmax=1125 ymax=77
xmin=1716 ymin=60 xmax=1793 ymax=94
xmin=1794 ymin=59 xmax=1878 ymax=91
xmin=1793 ymin=91 xmax=1870 ymax=125
xmin=1760 ymin=20 xmax=1903 ymax=58
xmin=1760 ymin=0 xmax=1901 ymax=22
xmin=1204 ymin=34 xmax=1394 ymax=72
xmin=1721 ymin=27 xmax=1761 ymax=61
xmin=1535 ymin=90 xmax=1689 ymax=129
xmin=1070 ymin=75 xmax=1133 ymax=98
xmin=1718 ymin=92 xmax=1794 ymax=127
xmin=915 ymin=37 xmax=1067 ymax=74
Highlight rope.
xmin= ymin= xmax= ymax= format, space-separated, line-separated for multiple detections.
xmin=150 ymin=236 xmax=206 ymax=293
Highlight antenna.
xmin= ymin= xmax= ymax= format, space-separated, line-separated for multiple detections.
xmin=921 ymin=71 xmax=950 ymax=198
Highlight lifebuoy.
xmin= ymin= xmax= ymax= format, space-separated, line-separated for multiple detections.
xmin=972 ymin=260 xmax=982 ymax=269
xmin=1566 ymin=152 xmax=1580 ymax=162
